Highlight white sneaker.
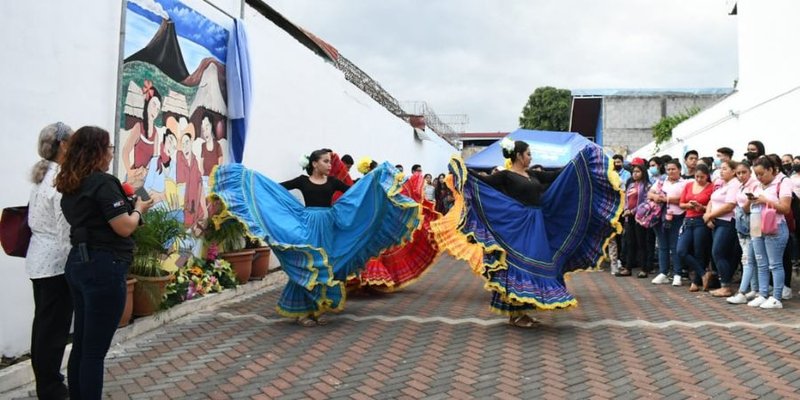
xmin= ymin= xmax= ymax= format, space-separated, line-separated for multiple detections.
xmin=782 ymin=286 xmax=793 ymax=300
xmin=651 ymin=273 xmax=670 ymax=285
xmin=745 ymin=291 xmax=758 ymax=300
xmin=672 ymin=275 xmax=682 ymax=287
xmin=759 ymin=297 xmax=783 ymax=309
xmin=726 ymin=292 xmax=748 ymax=304
xmin=747 ymin=295 xmax=767 ymax=307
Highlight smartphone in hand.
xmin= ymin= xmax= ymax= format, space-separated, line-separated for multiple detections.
xmin=134 ymin=187 xmax=151 ymax=202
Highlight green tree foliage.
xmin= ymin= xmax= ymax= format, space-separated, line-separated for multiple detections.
xmin=651 ymin=106 xmax=701 ymax=151
xmin=519 ymin=86 xmax=572 ymax=131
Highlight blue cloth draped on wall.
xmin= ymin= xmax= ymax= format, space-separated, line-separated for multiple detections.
xmin=226 ymin=19 xmax=252 ymax=163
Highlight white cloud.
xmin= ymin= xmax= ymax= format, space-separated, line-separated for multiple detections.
xmin=129 ymin=0 xmax=169 ymax=19
xmin=266 ymin=0 xmax=738 ymax=131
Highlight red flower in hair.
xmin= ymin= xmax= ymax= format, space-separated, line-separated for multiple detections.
xmin=142 ymin=80 xmax=155 ymax=102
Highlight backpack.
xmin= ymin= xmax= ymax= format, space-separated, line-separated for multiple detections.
xmin=778 ymin=177 xmax=798 ymax=233
xmin=635 ymin=178 xmax=666 ymax=228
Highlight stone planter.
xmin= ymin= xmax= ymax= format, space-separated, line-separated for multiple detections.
xmin=119 ymin=277 xmax=137 ymax=327
xmin=221 ymin=249 xmax=255 ymax=285
xmin=131 ymin=274 xmax=174 ymax=316
xmin=250 ymin=247 xmax=271 ymax=280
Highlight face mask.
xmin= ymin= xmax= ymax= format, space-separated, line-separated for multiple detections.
xmin=745 ymin=151 xmax=758 ymax=161
xmin=714 ymin=158 xmax=722 ymax=167
xmin=614 ymin=164 xmax=622 ymax=171
xmin=793 ymin=164 xmax=800 ymax=173
xmin=648 ymin=167 xmax=658 ymax=176
xmin=783 ymin=163 xmax=792 ymax=172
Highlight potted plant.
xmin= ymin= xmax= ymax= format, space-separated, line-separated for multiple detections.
xmin=246 ymin=237 xmax=270 ymax=280
xmin=119 ymin=276 xmax=136 ymax=327
xmin=130 ymin=208 xmax=187 ymax=316
xmin=204 ymin=217 xmax=254 ymax=284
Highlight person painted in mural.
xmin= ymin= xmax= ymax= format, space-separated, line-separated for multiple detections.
xmin=146 ymin=129 xmax=181 ymax=209
xmin=199 ymin=116 xmax=223 ymax=181
xmin=122 ymin=80 xmax=163 ymax=189
xmin=176 ymin=132 xmax=206 ymax=229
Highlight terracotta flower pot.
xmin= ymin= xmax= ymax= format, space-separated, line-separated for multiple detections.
xmin=221 ymin=249 xmax=255 ymax=284
xmin=131 ymin=274 xmax=174 ymax=317
xmin=119 ymin=277 xmax=137 ymax=327
xmin=250 ymin=247 xmax=270 ymax=280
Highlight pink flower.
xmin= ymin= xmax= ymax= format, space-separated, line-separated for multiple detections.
xmin=207 ymin=243 xmax=219 ymax=261
xmin=186 ymin=281 xmax=197 ymax=300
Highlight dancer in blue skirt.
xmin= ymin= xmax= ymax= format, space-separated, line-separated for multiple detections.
xmin=210 ymin=149 xmax=420 ymax=326
xmin=431 ymin=138 xmax=623 ymax=328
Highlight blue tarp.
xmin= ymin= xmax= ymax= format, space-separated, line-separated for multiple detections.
xmin=465 ymin=129 xmax=596 ymax=169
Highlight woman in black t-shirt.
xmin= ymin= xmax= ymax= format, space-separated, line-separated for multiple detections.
xmin=56 ymin=126 xmax=153 ymax=399
xmin=280 ymin=149 xmax=350 ymax=207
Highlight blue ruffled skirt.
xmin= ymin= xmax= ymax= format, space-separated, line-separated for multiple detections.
xmin=210 ymin=162 xmax=420 ymax=317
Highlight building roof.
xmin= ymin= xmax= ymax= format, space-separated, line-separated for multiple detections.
xmin=571 ymin=88 xmax=734 ymax=97
xmin=456 ymin=132 xmax=509 ymax=140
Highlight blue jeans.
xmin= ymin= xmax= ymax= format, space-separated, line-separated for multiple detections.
xmin=751 ymin=221 xmax=790 ymax=299
xmin=65 ymin=248 xmax=129 ymax=400
xmin=655 ymin=213 xmax=685 ymax=276
xmin=711 ymin=219 xmax=739 ymax=286
xmin=677 ymin=217 xmax=712 ymax=285
xmin=738 ymin=235 xmax=758 ymax=294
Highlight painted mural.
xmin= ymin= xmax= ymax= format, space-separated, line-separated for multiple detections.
xmin=117 ymin=0 xmax=230 ymax=236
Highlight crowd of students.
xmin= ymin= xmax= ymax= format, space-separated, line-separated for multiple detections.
xmin=611 ymin=141 xmax=800 ymax=310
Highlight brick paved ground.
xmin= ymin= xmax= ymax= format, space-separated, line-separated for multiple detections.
xmin=12 ymin=256 xmax=800 ymax=399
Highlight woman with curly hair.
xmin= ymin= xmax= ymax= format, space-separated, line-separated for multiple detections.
xmin=56 ymin=126 xmax=153 ymax=399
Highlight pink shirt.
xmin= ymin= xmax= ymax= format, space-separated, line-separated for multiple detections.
xmin=709 ymin=179 xmax=738 ymax=221
xmin=735 ymin=176 xmax=758 ymax=208
xmin=660 ymin=178 xmax=687 ymax=216
xmin=753 ymin=174 xmax=794 ymax=223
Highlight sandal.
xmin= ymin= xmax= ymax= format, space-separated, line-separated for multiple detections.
xmin=296 ymin=317 xmax=317 ymax=327
xmin=637 ymin=271 xmax=648 ymax=278
xmin=314 ymin=315 xmax=329 ymax=326
xmin=509 ymin=315 xmax=539 ymax=328
xmin=614 ymin=268 xmax=632 ymax=277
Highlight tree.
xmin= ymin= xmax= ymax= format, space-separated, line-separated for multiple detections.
xmin=519 ymin=86 xmax=572 ymax=131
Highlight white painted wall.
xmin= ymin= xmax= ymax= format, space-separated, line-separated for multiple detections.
xmin=631 ymin=0 xmax=800 ymax=160
xmin=241 ymin=5 xmax=457 ymax=181
xmin=0 ymin=0 xmax=456 ymax=357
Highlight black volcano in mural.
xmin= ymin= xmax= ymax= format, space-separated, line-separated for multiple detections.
xmin=125 ymin=18 xmax=190 ymax=82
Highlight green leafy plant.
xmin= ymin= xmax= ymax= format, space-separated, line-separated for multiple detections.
xmin=130 ymin=208 xmax=188 ymax=277
xmin=652 ymin=106 xmax=701 ymax=152
xmin=519 ymin=86 xmax=572 ymax=131
xmin=204 ymin=218 xmax=248 ymax=253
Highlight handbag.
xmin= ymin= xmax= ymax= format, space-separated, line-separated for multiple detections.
xmin=0 ymin=205 xmax=32 ymax=257
xmin=635 ymin=178 xmax=666 ymax=228
xmin=761 ymin=206 xmax=778 ymax=236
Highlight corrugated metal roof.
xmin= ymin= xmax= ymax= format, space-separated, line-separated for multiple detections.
xmin=571 ymin=88 xmax=734 ymax=97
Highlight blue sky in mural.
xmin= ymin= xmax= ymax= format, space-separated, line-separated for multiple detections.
xmin=125 ymin=0 xmax=228 ymax=72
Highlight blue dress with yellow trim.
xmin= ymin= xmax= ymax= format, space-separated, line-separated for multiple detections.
xmin=430 ymin=144 xmax=623 ymax=316
xmin=210 ymin=162 xmax=421 ymax=317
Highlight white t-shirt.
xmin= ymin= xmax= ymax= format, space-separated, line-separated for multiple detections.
xmin=25 ymin=162 xmax=72 ymax=279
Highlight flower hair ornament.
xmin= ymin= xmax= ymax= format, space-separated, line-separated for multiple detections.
xmin=298 ymin=154 xmax=310 ymax=169
xmin=357 ymin=156 xmax=373 ymax=175
xmin=142 ymin=80 xmax=155 ymax=102
xmin=499 ymin=137 xmax=515 ymax=154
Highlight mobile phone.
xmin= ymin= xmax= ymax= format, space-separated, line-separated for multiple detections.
xmin=745 ymin=193 xmax=756 ymax=199
xmin=135 ymin=186 xmax=151 ymax=201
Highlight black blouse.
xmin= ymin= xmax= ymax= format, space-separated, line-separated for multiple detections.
xmin=280 ymin=175 xmax=350 ymax=207
xmin=473 ymin=168 xmax=561 ymax=206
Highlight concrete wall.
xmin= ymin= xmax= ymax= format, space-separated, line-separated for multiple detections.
xmin=0 ymin=0 xmax=456 ymax=357
xmin=631 ymin=0 xmax=800 ymax=160
xmin=603 ymin=95 xmax=727 ymax=156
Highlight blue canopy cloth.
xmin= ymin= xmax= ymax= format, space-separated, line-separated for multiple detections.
xmin=465 ymin=129 xmax=596 ymax=170
xmin=210 ymin=162 xmax=421 ymax=317
xmin=431 ymin=144 xmax=624 ymax=316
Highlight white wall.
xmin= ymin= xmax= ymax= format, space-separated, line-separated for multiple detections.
xmin=631 ymin=0 xmax=800 ymax=160
xmin=241 ymin=5 xmax=457 ymax=181
xmin=0 ymin=0 xmax=456 ymax=357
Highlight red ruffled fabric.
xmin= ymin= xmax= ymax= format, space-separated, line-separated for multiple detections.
xmin=359 ymin=173 xmax=441 ymax=292
xmin=329 ymin=152 xmax=353 ymax=203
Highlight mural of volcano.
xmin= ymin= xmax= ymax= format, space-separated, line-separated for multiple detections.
xmin=125 ymin=18 xmax=190 ymax=82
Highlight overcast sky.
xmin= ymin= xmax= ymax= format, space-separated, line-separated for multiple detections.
xmin=266 ymin=1 xmax=739 ymax=132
